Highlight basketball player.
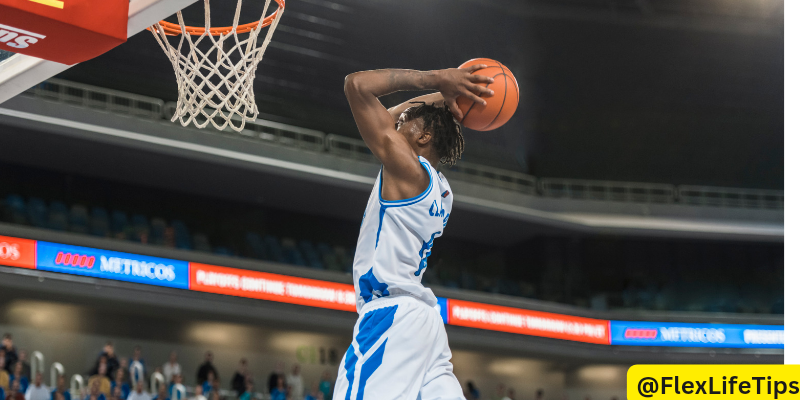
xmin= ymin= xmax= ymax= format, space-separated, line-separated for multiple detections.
xmin=332 ymin=65 xmax=494 ymax=400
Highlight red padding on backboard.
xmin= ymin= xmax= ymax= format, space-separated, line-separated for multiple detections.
xmin=0 ymin=0 xmax=128 ymax=65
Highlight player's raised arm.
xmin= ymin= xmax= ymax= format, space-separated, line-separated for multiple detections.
xmin=343 ymin=67 xmax=493 ymax=179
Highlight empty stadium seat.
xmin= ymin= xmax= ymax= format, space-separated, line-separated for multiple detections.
xmin=48 ymin=201 xmax=69 ymax=231
xmin=264 ymin=235 xmax=283 ymax=263
xmin=213 ymin=246 xmax=233 ymax=256
xmin=172 ymin=220 xmax=192 ymax=250
xmin=281 ymin=238 xmax=307 ymax=267
xmin=150 ymin=218 xmax=167 ymax=246
xmin=245 ymin=232 xmax=267 ymax=260
xmin=111 ymin=210 xmax=130 ymax=240
xmin=193 ymin=233 xmax=212 ymax=252
xmin=316 ymin=242 xmax=341 ymax=271
xmin=89 ymin=207 xmax=110 ymax=237
xmin=27 ymin=197 xmax=48 ymax=228
xmin=131 ymin=214 xmax=149 ymax=243
xmin=3 ymin=194 xmax=27 ymax=225
xmin=298 ymin=240 xmax=324 ymax=269
xmin=69 ymin=204 xmax=89 ymax=234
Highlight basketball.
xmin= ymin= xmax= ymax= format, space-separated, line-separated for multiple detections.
xmin=455 ymin=58 xmax=520 ymax=131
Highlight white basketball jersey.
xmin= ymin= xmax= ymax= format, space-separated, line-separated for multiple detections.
xmin=352 ymin=156 xmax=453 ymax=313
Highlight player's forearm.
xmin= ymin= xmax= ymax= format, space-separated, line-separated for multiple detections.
xmin=344 ymin=69 xmax=441 ymax=100
xmin=387 ymin=92 xmax=444 ymax=122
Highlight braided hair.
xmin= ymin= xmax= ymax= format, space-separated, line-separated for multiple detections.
xmin=397 ymin=102 xmax=464 ymax=166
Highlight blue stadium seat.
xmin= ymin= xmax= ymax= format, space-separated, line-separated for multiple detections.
xmin=48 ymin=201 xmax=69 ymax=231
xmin=3 ymin=194 xmax=27 ymax=225
xmin=192 ymin=233 xmax=212 ymax=252
xmin=171 ymin=220 xmax=192 ymax=250
xmin=89 ymin=207 xmax=110 ymax=237
xmin=150 ymin=218 xmax=167 ymax=246
xmin=131 ymin=214 xmax=149 ymax=243
xmin=27 ymin=197 xmax=48 ymax=228
xmin=69 ymin=204 xmax=89 ymax=234
xmin=281 ymin=238 xmax=307 ymax=267
xmin=299 ymin=240 xmax=324 ymax=269
xmin=213 ymin=246 xmax=232 ymax=256
xmin=264 ymin=235 xmax=284 ymax=263
xmin=110 ymin=210 xmax=130 ymax=240
xmin=316 ymin=242 xmax=340 ymax=271
xmin=245 ymin=232 xmax=267 ymax=260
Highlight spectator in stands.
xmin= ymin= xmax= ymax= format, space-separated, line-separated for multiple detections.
xmin=129 ymin=347 xmax=145 ymax=384
xmin=267 ymin=362 xmax=284 ymax=394
xmin=7 ymin=380 xmax=24 ymax=400
xmin=317 ymin=371 xmax=331 ymax=400
xmin=84 ymin=380 xmax=106 ymax=400
xmin=10 ymin=362 xmax=28 ymax=394
xmin=88 ymin=363 xmax=111 ymax=397
xmin=1 ymin=383 xmax=5 ymax=400
xmin=110 ymin=368 xmax=129 ymax=400
xmin=465 ymin=381 xmax=480 ymax=400
xmin=51 ymin=375 xmax=70 ymax=400
xmin=491 ymin=384 xmax=505 ymax=400
xmin=167 ymin=375 xmax=184 ymax=400
xmin=1 ymin=335 xmax=17 ymax=374
xmin=501 ymin=388 xmax=515 ymax=400
xmin=15 ymin=353 xmax=29 ymax=381
xmin=285 ymin=365 xmax=302 ymax=400
xmin=191 ymin=387 xmax=204 ymax=400
xmin=126 ymin=382 xmax=148 ymax=400
xmin=200 ymin=372 xmax=214 ymax=398
xmin=230 ymin=359 xmax=247 ymax=397
xmin=161 ymin=353 xmax=180 ymax=385
xmin=152 ymin=385 xmax=168 ymax=400
xmin=0 ymin=351 xmax=9 ymax=392
xmin=109 ymin=387 xmax=122 ymax=400
xmin=270 ymin=376 xmax=287 ymax=400
xmin=195 ymin=353 xmax=217 ymax=387
xmin=93 ymin=343 xmax=119 ymax=379
xmin=238 ymin=378 xmax=253 ymax=400
xmin=24 ymin=373 xmax=49 ymax=400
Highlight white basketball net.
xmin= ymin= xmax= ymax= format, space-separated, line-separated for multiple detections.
xmin=150 ymin=0 xmax=284 ymax=132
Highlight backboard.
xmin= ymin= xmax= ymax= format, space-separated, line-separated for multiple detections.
xmin=0 ymin=0 xmax=199 ymax=104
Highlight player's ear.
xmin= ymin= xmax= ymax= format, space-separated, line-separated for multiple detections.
xmin=417 ymin=130 xmax=433 ymax=146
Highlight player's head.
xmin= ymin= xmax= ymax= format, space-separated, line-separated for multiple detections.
xmin=396 ymin=102 xmax=464 ymax=166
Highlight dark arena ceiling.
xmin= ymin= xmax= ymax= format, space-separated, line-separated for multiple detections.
xmin=51 ymin=0 xmax=783 ymax=188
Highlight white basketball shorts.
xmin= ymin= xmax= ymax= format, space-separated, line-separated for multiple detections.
xmin=332 ymin=295 xmax=465 ymax=400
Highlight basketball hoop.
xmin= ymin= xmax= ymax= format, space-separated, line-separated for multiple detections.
xmin=149 ymin=0 xmax=285 ymax=132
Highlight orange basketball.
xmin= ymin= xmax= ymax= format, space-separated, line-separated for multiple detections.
xmin=455 ymin=58 xmax=520 ymax=131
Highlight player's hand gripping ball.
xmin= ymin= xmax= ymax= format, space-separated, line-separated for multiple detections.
xmin=455 ymin=58 xmax=519 ymax=131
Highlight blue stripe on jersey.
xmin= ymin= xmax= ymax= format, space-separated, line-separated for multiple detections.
xmin=342 ymin=346 xmax=357 ymax=400
xmin=415 ymin=231 xmax=440 ymax=276
xmin=375 ymin=205 xmax=387 ymax=248
xmin=377 ymin=158 xmax=434 ymax=207
xmin=342 ymin=305 xmax=396 ymax=400
xmin=357 ymin=267 xmax=390 ymax=303
xmin=356 ymin=339 xmax=387 ymax=400
xmin=356 ymin=305 xmax=397 ymax=354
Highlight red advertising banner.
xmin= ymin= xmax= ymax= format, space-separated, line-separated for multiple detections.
xmin=189 ymin=263 xmax=357 ymax=312
xmin=0 ymin=235 xmax=36 ymax=269
xmin=447 ymin=298 xmax=610 ymax=344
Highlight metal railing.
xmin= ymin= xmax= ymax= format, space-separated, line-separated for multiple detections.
xmin=163 ymin=102 xmax=327 ymax=152
xmin=22 ymin=79 xmax=784 ymax=210
xmin=326 ymin=134 xmax=378 ymax=163
xmin=677 ymin=185 xmax=784 ymax=209
xmin=444 ymin=162 xmax=537 ymax=194
xmin=32 ymin=79 xmax=164 ymax=120
xmin=539 ymin=178 xmax=676 ymax=203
